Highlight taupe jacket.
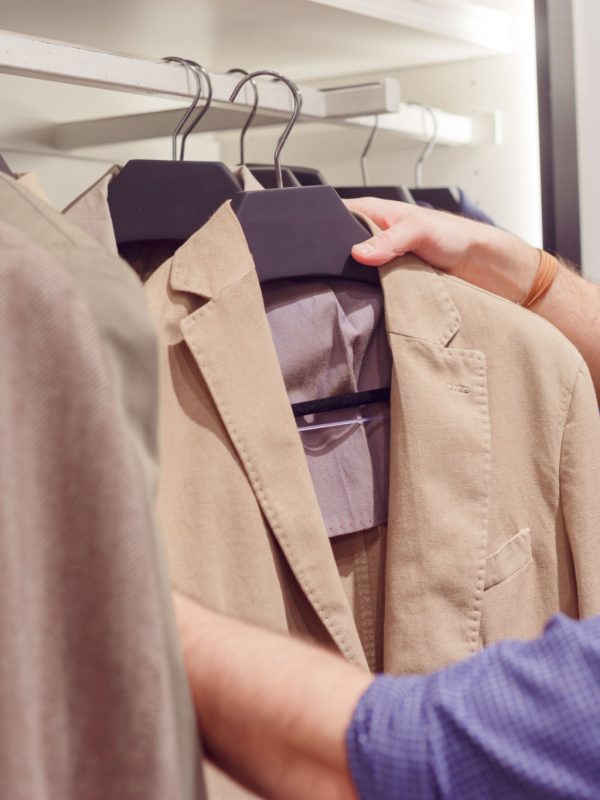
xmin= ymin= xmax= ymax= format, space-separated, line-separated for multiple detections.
xmin=0 ymin=173 xmax=204 ymax=800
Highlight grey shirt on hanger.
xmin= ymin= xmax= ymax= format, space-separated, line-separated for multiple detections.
xmin=263 ymin=278 xmax=391 ymax=538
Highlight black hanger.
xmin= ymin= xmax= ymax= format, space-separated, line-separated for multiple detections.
xmin=228 ymin=71 xmax=378 ymax=287
xmin=0 ymin=154 xmax=11 ymax=175
xmin=109 ymin=159 xmax=240 ymax=245
xmin=289 ymin=165 xmax=328 ymax=186
xmin=248 ymin=164 xmax=302 ymax=188
xmin=334 ymin=116 xmax=415 ymax=204
xmin=229 ymin=71 xmax=387 ymax=418
xmin=108 ymin=58 xmax=240 ymax=247
xmin=403 ymin=103 xmax=463 ymax=213
xmin=226 ymin=69 xmax=328 ymax=191
xmin=337 ymin=185 xmax=413 ymax=202
xmin=291 ymin=387 xmax=390 ymax=417
xmin=409 ymin=186 xmax=462 ymax=212
xmin=232 ymin=184 xmax=377 ymax=285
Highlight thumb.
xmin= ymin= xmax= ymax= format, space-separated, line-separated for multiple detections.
xmin=352 ymin=222 xmax=418 ymax=267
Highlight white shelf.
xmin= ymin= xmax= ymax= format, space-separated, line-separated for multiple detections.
xmin=307 ymin=0 xmax=513 ymax=53
xmin=0 ymin=30 xmax=404 ymax=150
xmin=0 ymin=31 xmax=496 ymax=151
xmin=0 ymin=30 xmax=397 ymax=114
xmin=0 ymin=0 xmax=514 ymax=84
xmin=53 ymin=103 xmax=498 ymax=153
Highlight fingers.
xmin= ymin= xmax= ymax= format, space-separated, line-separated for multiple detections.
xmin=343 ymin=197 xmax=415 ymax=229
xmin=352 ymin=219 xmax=423 ymax=266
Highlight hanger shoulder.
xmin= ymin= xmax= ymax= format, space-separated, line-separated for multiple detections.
xmin=232 ymin=185 xmax=379 ymax=286
xmin=108 ymin=160 xmax=240 ymax=245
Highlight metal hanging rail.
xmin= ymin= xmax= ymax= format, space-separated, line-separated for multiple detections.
xmin=0 ymin=30 xmax=400 ymax=118
xmin=0 ymin=29 xmax=499 ymax=151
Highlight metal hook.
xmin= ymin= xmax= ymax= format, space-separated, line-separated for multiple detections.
xmin=179 ymin=62 xmax=213 ymax=161
xmin=162 ymin=57 xmax=203 ymax=162
xmin=406 ymin=103 xmax=438 ymax=188
xmin=227 ymin=68 xmax=259 ymax=166
xmin=360 ymin=115 xmax=379 ymax=187
xmin=229 ymin=70 xmax=302 ymax=189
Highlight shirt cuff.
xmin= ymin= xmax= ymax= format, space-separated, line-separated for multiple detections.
xmin=345 ymin=673 xmax=435 ymax=800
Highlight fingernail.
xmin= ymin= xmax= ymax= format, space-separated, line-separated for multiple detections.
xmin=354 ymin=242 xmax=376 ymax=255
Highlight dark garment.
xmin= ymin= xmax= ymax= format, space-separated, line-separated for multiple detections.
xmin=413 ymin=187 xmax=496 ymax=226
xmin=347 ymin=613 xmax=600 ymax=799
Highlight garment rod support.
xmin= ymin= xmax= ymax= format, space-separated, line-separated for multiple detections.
xmin=0 ymin=30 xmax=399 ymax=119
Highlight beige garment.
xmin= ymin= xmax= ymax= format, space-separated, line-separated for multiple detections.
xmin=16 ymin=171 xmax=53 ymax=206
xmin=147 ymin=202 xmax=600 ymax=664
xmin=68 ymin=174 xmax=600 ymax=796
xmin=0 ymin=173 xmax=204 ymax=800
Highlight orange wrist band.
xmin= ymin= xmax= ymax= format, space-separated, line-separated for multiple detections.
xmin=520 ymin=249 xmax=559 ymax=309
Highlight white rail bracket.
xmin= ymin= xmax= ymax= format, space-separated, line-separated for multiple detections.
xmin=53 ymin=80 xmax=400 ymax=150
xmin=346 ymin=106 xmax=500 ymax=148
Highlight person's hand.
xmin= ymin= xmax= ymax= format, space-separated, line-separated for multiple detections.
xmin=345 ymin=196 xmax=539 ymax=304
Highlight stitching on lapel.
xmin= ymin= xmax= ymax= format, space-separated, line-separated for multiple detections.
xmin=183 ymin=302 xmax=354 ymax=662
xmin=431 ymin=271 xmax=461 ymax=346
xmin=462 ymin=348 xmax=491 ymax=653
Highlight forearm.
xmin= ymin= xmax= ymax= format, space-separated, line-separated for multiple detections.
xmin=465 ymin=226 xmax=600 ymax=400
xmin=173 ymin=593 xmax=373 ymax=800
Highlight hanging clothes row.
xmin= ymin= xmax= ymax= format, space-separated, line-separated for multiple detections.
xmin=62 ymin=67 xmax=600 ymax=800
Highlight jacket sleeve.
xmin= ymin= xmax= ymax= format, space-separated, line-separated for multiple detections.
xmin=559 ymin=360 xmax=600 ymax=617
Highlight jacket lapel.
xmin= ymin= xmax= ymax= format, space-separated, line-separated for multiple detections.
xmin=380 ymin=259 xmax=491 ymax=673
xmin=171 ymin=203 xmax=367 ymax=667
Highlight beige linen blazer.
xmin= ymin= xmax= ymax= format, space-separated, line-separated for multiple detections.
xmin=143 ymin=200 xmax=600 ymax=674
xmin=0 ymin=173 xmax=204 ymax=800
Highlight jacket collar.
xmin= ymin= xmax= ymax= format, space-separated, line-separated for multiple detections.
xmin=173 ymin=205 xmax=462 ymax=345
xmin=65 ymin=170 xmax=462 ymax=347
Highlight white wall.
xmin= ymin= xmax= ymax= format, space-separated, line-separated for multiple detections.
xmin=0 ymin=0 xmax=541 ymax=238
xmin=219 ymin=0 xmax=542 ymax=245
xmin=573 ymin=0 xmax=600 ymax=280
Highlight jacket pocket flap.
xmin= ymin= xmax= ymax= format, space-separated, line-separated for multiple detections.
xmin=485 ymin=528 xmax=532 ymax=590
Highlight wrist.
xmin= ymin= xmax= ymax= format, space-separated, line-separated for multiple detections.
xmin=464 ymin=227 xmax=540 ymax=304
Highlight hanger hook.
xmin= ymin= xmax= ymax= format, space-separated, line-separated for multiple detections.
xmin=406 ymin=103 xmax=438 ymax=188
xmin=360 ymin=115 xmax=378 ymax=188
xmin=179 ymin=62 xmax=213 ymax=160
xmin=227 ymin=68 xmax=259 ymax=166
xmin=162 ymin=57 xmax=203 ymax=162
xmin=229 ymin=70 xmax=302 ymax=189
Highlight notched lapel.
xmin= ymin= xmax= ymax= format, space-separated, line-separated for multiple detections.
xmin=174 ymin=215 xmax=366 ymax=667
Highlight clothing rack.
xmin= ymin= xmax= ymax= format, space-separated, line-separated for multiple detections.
xmin=0 ymin=30 xmax=499 ymax=151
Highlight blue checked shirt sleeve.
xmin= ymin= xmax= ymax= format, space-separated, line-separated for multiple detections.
xmin=346 ymin=614 xmax=600 ymax=800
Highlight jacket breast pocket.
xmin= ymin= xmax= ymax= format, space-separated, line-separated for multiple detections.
xmin=484 ymin=528 xmax=533 ymax=590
